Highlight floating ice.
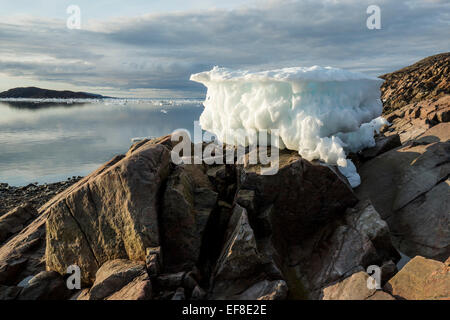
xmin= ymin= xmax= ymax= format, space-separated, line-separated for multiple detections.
xmin=190 ymin=66 xmax=386 ymax=188
xmin=0 ymin=97 xmax=204 ymax=106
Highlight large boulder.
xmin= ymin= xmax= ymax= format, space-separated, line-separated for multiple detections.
xmin=46 ymin=143 xmax=171 ymax=284
xmin=384 ymin=256 xmax=449 ymax=300
xmin=283 ymin=200 xmax=400 ymax=299
xmin=238 ymin=149 xmax=358 ymax=245
xmin=357 ymin=123 xmax=450 ymax=261
xmin=231 ymin=149 xmax=401 ymax=299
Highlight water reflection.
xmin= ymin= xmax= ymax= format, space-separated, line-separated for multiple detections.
xmin=0 ymin=101 xmax=203 ymax=186
xmin=2 ymin=101 xmax=87 ymax=110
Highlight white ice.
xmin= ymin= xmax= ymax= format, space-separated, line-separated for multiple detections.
xmin=190 ymin=66 xmax=387 ymax=188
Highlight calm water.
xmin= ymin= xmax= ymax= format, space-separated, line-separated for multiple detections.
xmin=0 ymin=99 xmax=203 ymax=186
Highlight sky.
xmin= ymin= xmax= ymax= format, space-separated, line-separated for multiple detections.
xmin=0 ymin=0 xmax=449 ymax=98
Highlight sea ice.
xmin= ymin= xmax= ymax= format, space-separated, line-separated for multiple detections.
xmin=190 ymin=66 xmax=387 ymax=187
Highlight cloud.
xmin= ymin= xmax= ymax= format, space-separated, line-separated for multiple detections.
xmin=0 ymin=0 xmax=448 ymax=96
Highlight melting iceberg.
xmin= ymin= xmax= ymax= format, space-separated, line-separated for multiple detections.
xmin=190 ymin=66 xmax=387 ymax=188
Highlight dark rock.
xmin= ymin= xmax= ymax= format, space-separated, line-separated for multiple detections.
xmin=238 ymin=149 xmax=358 ymax=244
xmin=191 ymin=285 xmax=207 ymax=300
xmin=88 ymin=259 xmax=148 ymax=300
xmin=18 ymin=271 xmax=71 ymax=300
xmin=357 ymin=125 xmax=450 ymax=261
xmin=161 ymin=164 xmax=217 ymax=272
xmin=156 ymin=272 xmax=186 ymax=289
xmin=106 ymin=273 xmax=152 ymax=300
xmin=0 ymin=285 xmax=22 ymax=300
xmin=234 ymin=280 xmax=288 ymax=300
xmin=345 ymin=200 xmax=400 ymax=262
xmin=380 ymin=260 xmax=397 ymax=285
xmin=146 ymin=246 xmax=162 ymax=277
xmin=171 ymin=287 xmax=186 ymax=300
xmin=0 ymin=257 xmax=28 ymax=285
xmin=0 ymin=203 xmax=38 ymax=244
xmin=360 ymin=134 xmax=401 ymax=160
xmin=210 ymin=205 xmax=267 ymax=299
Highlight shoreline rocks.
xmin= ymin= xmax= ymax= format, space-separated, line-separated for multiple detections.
xmin=0 ymin=53 xmax=449 ymax=300
xmin=0 ymin=177 xmax=83 ymax=217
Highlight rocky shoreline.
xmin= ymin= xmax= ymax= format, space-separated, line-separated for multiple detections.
xmin=0 ymin=177 xmax=83 ymax=217
xmin=0 ymin=54 xmax=448 ymax=300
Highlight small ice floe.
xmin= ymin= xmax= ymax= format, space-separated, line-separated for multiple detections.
xmin=160 ymin=109 xmax=168 ymax=114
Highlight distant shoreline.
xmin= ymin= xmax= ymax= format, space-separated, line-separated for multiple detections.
xmin=0 ymin=87 xmax=108 ymax=99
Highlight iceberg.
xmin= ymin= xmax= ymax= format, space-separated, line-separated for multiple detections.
xmin=190 ymin=66 xmax=387 ymax=188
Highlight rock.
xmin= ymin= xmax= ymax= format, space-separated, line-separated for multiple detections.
xmin=146 ymin=247 xmax=162 ymax=277
xmin=288 ymin=224 xmax=378 ymax=299
xmin=0 ymin=257 xmax=28 ymax=285
xmin=383 ymin=96 xmax=450 ymax=143
xmin=214 ymin=205 xmax=262 ymax=281
xmin=357 ymin=124 xmax=450 ymax=261
xmin=210 ymin=205 xmax=266 ymax=299
xmin=235 ymin=189 xmax=256 ymax=214
xmin=284 ymin=202 xmax=398 ymax=299
xmin=366 ymin=291 xmax=396 ymax=300
xmin=0 ymin=203 xmax=38 ymax=244
xmin=238 ymin=149 xmax=358 ymax=244
xmin=360 ymin=134 xmax=401 ymax=160
xmin=345 ymin=200 xmax=400 ymax=262
xmin=171 ymin=287 xmax=186 ymax=300
xmin=322 ymin=271 xmax=395 ymax=300
xmin=88 ymin=259 xmax=148 ymax=300
xmin=235 ymin=280 xmax=288 ymax=300
xmin=182 ymin=272 xmax=198 ymax=291
xmin=0 ymin=285 xmax=22 ymax=300
xmin=71 ymin=288 xmax=90 ymax=300
xmin=206 ymin=165 xmax=236 ymax=201
xmin=0 ymin=178 xmax=82 ymax=217
xmin=156 ymin=272 xmax=186 ymax=289
xmin=384 ymin=256 xmax=450 ymax=300
xmin=46 ymin=143 xmax=171 ymax=284
xmin=17 ymin=271 xmax=71 ymax=300
xmin=322 ymin=272 xmax=376 ymax=300
xmin=161 ymin=164 xmax=217 ymax=272
xmin=191 ymin=285 xmax=207 ymax=300
xmin=106 ymin=273 xmax=152 ymax=300
xmin=380 ymin=260 xmax=397 ymax=285
xmin=380 ymin=53 xmax=450 ymax=114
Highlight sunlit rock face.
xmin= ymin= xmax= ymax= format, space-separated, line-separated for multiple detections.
xmin=191 ymin=66 xmax=386 ymax=187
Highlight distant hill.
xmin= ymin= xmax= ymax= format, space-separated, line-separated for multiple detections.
xmin=0 ymin=87 xmax=107 ymax=99
xmin=380 ymin=52 xmax=450 ymax=114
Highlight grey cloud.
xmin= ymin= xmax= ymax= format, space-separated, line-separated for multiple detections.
xmin=0 ymin=0 xmax=448 ymax=95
